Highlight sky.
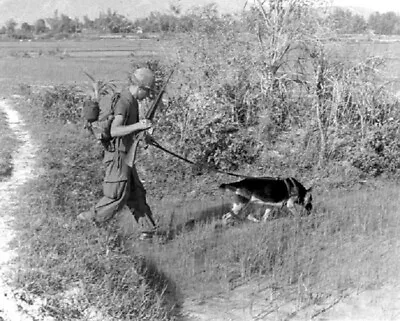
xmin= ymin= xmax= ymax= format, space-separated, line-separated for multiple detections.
xmin=331 ymin=0 xmax=400 ymax=13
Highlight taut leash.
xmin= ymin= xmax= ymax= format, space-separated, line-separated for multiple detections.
xmin=146 ymin=137 xmax=249 ymax=178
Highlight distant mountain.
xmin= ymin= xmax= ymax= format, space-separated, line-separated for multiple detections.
xmin=0 ymin=0 xmax=247 ymax=25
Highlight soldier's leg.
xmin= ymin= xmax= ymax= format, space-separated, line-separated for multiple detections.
xmin=78 ymin=153 xmax=129 ymax=223
xmin=126 ymin=165 xmax=157 ymax=232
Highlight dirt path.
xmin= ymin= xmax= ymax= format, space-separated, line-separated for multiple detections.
xmin=0 ymin=98 xmax=46 ymax=321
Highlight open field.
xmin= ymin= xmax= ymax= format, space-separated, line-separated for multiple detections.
xmin=0 ymin=37 xmax=177 ymax=87
xmin=1 ymin=36 xmax=400 ymax=320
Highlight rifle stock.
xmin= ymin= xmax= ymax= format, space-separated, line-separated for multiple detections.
xmin=124 ymin=69 xmax=174 ymax=167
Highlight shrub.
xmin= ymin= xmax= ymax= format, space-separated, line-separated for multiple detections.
xmin=349 ymin=118 xmax=400 ymax=176
xmin=31 ymin=85 xmax=85 ymax=124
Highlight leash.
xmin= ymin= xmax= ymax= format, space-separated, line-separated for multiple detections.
xmin=146 ymin=137 xmax=249 ymax=178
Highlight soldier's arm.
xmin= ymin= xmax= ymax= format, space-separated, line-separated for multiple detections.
xmin=110 ymin=115 xmax=152 ymax=138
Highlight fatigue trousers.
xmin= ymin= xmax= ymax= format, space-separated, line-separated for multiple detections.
xmin=93 ymin=150 xmax=155 ymax=232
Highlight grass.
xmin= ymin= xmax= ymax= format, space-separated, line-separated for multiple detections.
xmin=149 ymin=184 xmax=400 ymax=302
xmin=0 ymin=109 xmax=20 ymax=181
xmin=9 ymin=101 xmax=400 ymax=318
xmin=3 ymin=37 xmax=400 ymax=320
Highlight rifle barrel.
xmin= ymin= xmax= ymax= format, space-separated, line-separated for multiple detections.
xmin=146 ymin=69 xmax=175 ymax=120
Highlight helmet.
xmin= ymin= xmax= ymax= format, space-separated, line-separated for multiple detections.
xmin=132 ymin=68 xmax=155 ymax=89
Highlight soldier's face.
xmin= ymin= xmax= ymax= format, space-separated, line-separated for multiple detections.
xmin=136 ymin=87 xmax=149 ymax=100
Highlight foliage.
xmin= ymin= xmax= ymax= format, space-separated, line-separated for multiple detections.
xmin=156 ymin=0 xmax=322 ymax=173
xmin=368 ymin=11 xmax=400 ymax=35
xmin=150 ymin=0 xmax=400 ymax=178
xmin=92 ymin=9 xmax=136 ymax=33
xmin=349 ymin=119 xmax=400 ymax=176
xmin=4 ymin=3 xmax=400 ymax=40
xmin=327 ymin=8 xmax=368 ymax=34
xmin=46 ymin=11 xmax=81 ymax=34
xmin=29 ymin=85 xmax=85 ymax=124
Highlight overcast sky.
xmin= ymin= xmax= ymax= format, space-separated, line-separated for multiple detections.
xmin=331 ymin=0 xmax=400 ymax=13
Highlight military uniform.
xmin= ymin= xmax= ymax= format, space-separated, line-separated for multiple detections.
xmin=80 ymin=88 xmax=156 ymax=234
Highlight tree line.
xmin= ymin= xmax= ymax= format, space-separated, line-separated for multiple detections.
xmin=329 ymin=8 xmax=400 ymax=35
xmin=2 ymin=4 xmax=400 ymax=40
xmin=0 ymin=4 xmax=231 ymax=39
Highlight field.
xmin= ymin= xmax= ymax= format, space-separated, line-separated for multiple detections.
xmin=0 ymin=37 xmax=177 ymax=85
xmin=2 ymin=36 xmax=400 ymax=320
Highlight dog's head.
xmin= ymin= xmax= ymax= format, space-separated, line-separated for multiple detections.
xmin=299 ymin=186 xmax=313 ymax=213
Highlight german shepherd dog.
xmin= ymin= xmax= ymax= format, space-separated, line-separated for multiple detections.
xmin=219 ymin=177 xmax=313 ymax=223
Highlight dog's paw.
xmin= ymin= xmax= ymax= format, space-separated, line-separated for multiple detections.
xmin=222 ymin=212 xmax=239 ymax=226
xmin=246 ymin=214 xmax=260 ymax=223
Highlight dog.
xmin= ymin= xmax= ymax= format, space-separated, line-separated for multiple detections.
xmin=219 ymin=177 xmax=313 ymax=223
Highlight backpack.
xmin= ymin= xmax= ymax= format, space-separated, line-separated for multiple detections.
xmin=95 ymin=92 xmax=121 ymax=152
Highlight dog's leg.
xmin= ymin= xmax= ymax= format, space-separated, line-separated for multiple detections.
xmin=223 ymin=193 xmax=258 ymax=225
xmin=237 ymin=201 xmax=261 ymax=223
xmin=287 ymin=198 xmax=299 ymax=216
xmin=262 ymin=208 xmax=272 ymax=221
xmin=231 ymin=201 xmax=245 ymax=216
xmin=222 ymin=196 xmax=247 ymax=225
xmin=247 ymin=212 xmax=260 ymax=223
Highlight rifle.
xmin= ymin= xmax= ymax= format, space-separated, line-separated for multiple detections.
xmin=124 ymin=69 xmax=175 ymax=167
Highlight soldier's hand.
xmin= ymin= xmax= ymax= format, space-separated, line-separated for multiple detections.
xmin=139 ymin=119 xmax=153 ymax=130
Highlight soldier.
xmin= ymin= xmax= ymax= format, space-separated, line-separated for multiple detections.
xmin=78 ymin=68 xmax=157 ymax=240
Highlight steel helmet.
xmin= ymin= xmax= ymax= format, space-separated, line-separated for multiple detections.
xmin=132 ymin=68 xmax=155 ymax=89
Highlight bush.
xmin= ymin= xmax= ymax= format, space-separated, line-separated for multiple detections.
xmin=349 ymin=119 xmax=400 ymax=176
xmin=31 ymin=85 xmax=85 ymax=124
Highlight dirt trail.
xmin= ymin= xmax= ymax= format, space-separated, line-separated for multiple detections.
xmin=0 ymin=99 xmax=45 ymax=321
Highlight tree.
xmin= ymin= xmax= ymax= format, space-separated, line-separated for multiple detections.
xmin=21 ymin=22 xmax=33 ymax=33
xmin=5 ymin=19 xmax=17 ymax=35
xmin=368 ymin=11 xmax=400 ymax=35
xmin=328 ymin=8 xmax=353 ymax=33
xmin=170 ymin=1 xmax=182 ymax=15
xmin=58 ymin=14 xmax=77 ymax=33
xmin=351 ymin=14 xmax=367 ymax=33
xmin=328 ymin=8 xmax=367 ymax=34
xmin=46 ymin=10 xmax=60 ymax=31
xmin=93 ymin=9 xmax=134 ymax=33
xmin=34 ymin=19 xmax=46 ymax=34
xmin=83 ymin=15 xmax=94 ymax=29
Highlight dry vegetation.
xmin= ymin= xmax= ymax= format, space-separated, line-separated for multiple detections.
xmin=1 ymin=1 xmax=400 ymax=320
